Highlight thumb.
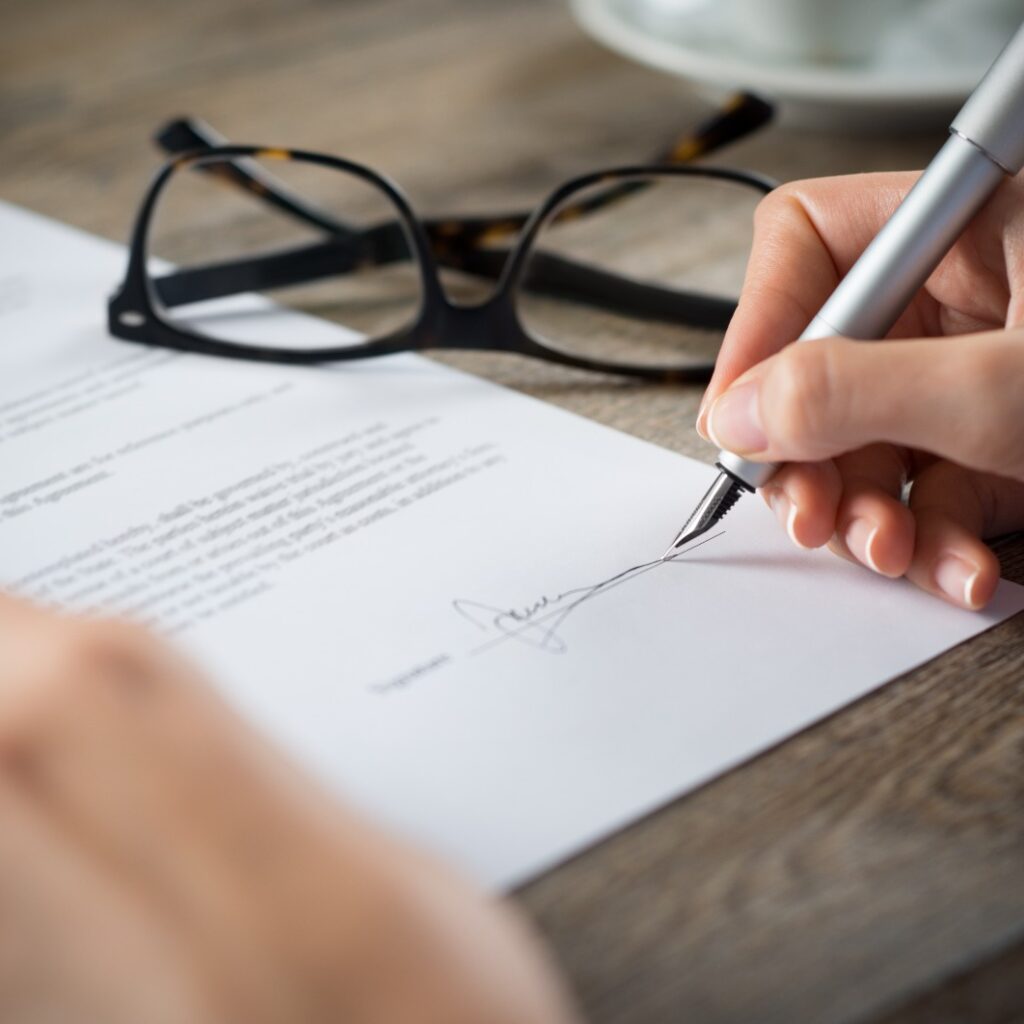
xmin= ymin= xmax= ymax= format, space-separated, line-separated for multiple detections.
xmin=704 ymin=329 xmax=1024 ymax=479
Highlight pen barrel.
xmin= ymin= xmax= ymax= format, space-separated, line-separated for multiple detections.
xmin=799 ymin=132 xmax=1006 ymax=344
xmin=951 ymin=20 xmax=1024 ymax=176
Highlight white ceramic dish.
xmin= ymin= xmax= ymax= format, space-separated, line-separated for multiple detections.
xmin=571 ymin=0 xmax=1012 ymax=130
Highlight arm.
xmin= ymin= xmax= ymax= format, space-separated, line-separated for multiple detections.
xmin=0 ymin=594 xmax=579 ymax=1023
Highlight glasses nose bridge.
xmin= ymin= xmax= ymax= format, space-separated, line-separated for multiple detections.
xmin=434 ymin=291 xmax=519 ymax=352
xmin=426 ymin=224 xmax=519 ymax=312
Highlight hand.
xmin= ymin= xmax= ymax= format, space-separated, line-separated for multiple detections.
xmin=697 ymin=171 xmax=1024 ymax=609
xmin=0 ymin=594 xmax=578 ymax=1024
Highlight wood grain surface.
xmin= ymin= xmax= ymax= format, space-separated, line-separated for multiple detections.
xmin=4 ymin=1 xmax=1023 ymax=1020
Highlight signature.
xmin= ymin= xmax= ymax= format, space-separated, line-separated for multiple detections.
xmin=452 ymin=531 xmax=723 ymax=654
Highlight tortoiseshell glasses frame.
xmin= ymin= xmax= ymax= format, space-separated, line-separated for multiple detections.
xmin=108 ymin=93 xmax=777 ymax=383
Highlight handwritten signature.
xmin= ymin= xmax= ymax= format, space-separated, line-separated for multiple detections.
xmin=452 ymin=531 xmax=723 ymax=654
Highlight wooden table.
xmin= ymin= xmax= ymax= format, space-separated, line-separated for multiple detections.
xmin=5 ymin=1 xmax=1023 ymax=1019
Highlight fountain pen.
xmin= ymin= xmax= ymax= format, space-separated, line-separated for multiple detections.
xmin=665 ymin=22 xmax=1024 ymax=557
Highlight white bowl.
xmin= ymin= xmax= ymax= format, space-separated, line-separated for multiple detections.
xmin=571 ymin=0 xmax=1012 ymax=131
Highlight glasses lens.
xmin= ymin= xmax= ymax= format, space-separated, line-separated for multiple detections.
xmin=147 ymin=154 xmax=423 ymax=352
xmin=517 ymin=173 xmax=764 ymax=370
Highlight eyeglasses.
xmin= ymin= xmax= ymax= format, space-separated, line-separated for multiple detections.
xmin=108 ymin=94 xmax=777 ymax=383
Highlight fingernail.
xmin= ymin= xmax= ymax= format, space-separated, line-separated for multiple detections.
xmin=705 ymin=381 xmax=766 ymax=454
xmin=934 ymin=554 xmax=982 ymax=609
xmin=767 ymin=489 xmax=808 ymax=549
xmin=845 ymin=517 xmax=881 ymax=573
xmin=695 ymin=393 xmax=711 ymax=440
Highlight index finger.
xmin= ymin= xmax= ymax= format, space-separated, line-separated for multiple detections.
xmin=698 ymin=171 xmax=920 ymax=436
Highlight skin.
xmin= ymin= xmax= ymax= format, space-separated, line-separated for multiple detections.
xmin=0 ymin=593 xmax=579 ymax=1024
xmin=697 ymin=170 xmax=1024 ymax=610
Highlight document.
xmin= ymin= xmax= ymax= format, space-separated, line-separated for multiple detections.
xmin=3 ymin=201 xmax=1023 ymax=887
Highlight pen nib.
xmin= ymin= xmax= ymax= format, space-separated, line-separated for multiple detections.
xmin=663 ymin=471 xmax=745 ymax=559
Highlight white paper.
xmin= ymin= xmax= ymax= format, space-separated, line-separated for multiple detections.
xmin=3 ymin=201 xmax=1022 ymax=888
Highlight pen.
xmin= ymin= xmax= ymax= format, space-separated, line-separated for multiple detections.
xmin=666 ymin=22 xmax=1024 ymax=557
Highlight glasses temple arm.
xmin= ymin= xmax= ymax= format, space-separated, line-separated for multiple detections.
xmin=508 ymin=249 xmax=735 ymax=329
xmin=156 ymin=119 xmax=534 ymax=253
xmin=655 ymin=92 xmax=774 ymax=165
xmin=155 ymin=119 xmax=538 ymax=272
xmin=152 ymin=220 xmax=408 ymax=308
xmin=155 ymin=118 xmax=360 ymax=237
xmin=434 ymin=93 xmax=774 ymax=251
xmin=152 ymin=229 xmax=734 ymax=333
xmin=154 ymin=238 xmax=365 ymax=309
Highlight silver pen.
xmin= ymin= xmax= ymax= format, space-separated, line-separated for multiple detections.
xmin=666 ymin=22 xmax=1024 ymax=556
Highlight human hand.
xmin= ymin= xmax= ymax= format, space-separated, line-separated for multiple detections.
xmin=697 ymin=171 xmax=1024 ymax=609
xmin=0 ymin=594 xmax=578 ymax=1024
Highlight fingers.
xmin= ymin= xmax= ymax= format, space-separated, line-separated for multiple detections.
xmin=704 ymin=329 xmax=1024 ymax=480
xmin=905 ymin=462 xmax=1024 ymax=609
xmin=760 ymin=460 xmax=842 ymax=550
xmin=697 ymin=172 xmax=920 ymax=435
xmin=761 ymin=445 xmax=916 ymax=575
xmin=759 ymin=450 xmax=1024 ymax=610
xmin=825 ymin=445 xmax=916 ymax=578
